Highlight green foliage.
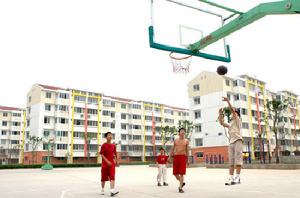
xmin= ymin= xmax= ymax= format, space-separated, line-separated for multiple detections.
xmin=178 ymin=120 xmax=194 ymax=140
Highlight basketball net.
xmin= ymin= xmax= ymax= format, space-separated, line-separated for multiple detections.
xmin=169 ymin=52 xmax=192 ymax=74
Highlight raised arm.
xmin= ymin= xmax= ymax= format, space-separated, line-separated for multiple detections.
xmin=218 ymin=108 xmax=230 ymax=128
xmin=222 ymin=97 xmax=238 ymax=121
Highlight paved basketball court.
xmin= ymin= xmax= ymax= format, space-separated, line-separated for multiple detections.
xmin=1 ymin=165 xmax=299 ymax=198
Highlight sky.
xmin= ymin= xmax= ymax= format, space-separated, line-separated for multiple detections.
xmin=0 ymin=0 xmax=299 ymax=109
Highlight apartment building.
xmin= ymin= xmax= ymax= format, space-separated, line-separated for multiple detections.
xmin=24 ymin=84 xmax=189 ymax=164
xmin=0 ymin=106 xmax=26 ymax=164
xmin=188 ymin=71 xmax=300 ymax=163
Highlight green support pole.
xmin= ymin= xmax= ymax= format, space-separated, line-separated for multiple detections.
xmin=190 ymin=0 xmax=300 ymax=51
xmin=41 ymin=141 xmax=53 ymax=170
xmin=199 ymin=0 xmax=243 ymax=15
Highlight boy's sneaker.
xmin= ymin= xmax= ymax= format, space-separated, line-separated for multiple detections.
xmin=163 ymin=182 xmax=168 ymax=186
xmin=233 ymin=176 xmax=241 ymax=184
xmin=157 ymin=182 xmax=162 ymax=186
xmin=225 ymin=177 xmax=234 ymax=186
xmin=100 ymin=190 xmax=105 ymax=195
xmin=178 ymin=188 xmax=184 ymax=193
xmin=110 ymin=191 xmax=119 ymax=197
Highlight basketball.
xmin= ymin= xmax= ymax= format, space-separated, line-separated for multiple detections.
xmin=217 ymin=65 xmax=228 ymax=75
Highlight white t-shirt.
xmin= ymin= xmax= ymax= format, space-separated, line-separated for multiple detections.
xmin=228 ymin=118 xmax=242 ymax=144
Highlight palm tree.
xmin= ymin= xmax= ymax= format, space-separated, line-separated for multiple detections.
xmin=266 ymin=99 xmax=289 ymax=163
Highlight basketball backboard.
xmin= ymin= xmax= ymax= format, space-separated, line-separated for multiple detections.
xmin=149 ymin=0 xmax=232 ymax=62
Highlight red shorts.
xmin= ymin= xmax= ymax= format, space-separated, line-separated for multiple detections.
xmin=101 ymin=164 xmax=115 ymax=182
xmin=173 ymin=155 xmax=187 ymax=175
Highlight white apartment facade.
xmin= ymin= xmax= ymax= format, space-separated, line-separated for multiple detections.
xmin=188 ymin=71 xmax=300 ymax=163
xmin=0 ymin=106 xmax=26 ymax=164
xmin=24 ymin=84 xmax=189 ymax=164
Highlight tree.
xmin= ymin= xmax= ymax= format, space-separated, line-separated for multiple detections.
xmin=160 ymin=125 xmax=177 ymax=147
xmin=266 ymin=99 xmax=289 ymax=163
xmin=178 ymin=120 xmax=194 ymax=140
xmin=28 ymin=135 xmax=43 ymax=164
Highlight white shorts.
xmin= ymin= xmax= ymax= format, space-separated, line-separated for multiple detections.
xmin=228 ymin=140 xmax=243 ymax=166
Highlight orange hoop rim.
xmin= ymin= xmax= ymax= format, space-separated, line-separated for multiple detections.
xmin=169 ymin=52 xmax=192 ymax=60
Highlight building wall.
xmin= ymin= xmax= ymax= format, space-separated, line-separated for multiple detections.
xmin=0 ymin=107 xmax=26 ymax=164
xmin=189 ymin=71 xmax=300 ymax=163
xmin=24 ymin=84 xmax=189 ymax=164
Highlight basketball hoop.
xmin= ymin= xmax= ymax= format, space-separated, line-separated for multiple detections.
xmin=169 ymin=52 xmax=192 ymax=74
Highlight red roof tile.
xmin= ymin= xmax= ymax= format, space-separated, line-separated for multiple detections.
xmin=38 ymin=84 xmax=64 ymax=91
xmin=0 ymin=106 xmax=22 ymax=111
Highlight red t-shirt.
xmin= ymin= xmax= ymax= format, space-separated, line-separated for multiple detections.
xmin=156 ymin=155 xmax=168 ymax=164
xmin=100 ymin=143 xmax=117 ymax=167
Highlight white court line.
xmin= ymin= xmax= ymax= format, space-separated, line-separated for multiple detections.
xmin=60 ymin=190 xmax=67 ymax=198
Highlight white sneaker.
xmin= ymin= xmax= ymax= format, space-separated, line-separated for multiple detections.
xmin=110 ymin=190 xmax=119 ymax=197
xmin=233 ymin=176 xmax=241 ymax=184
xmin=225 ymin=177 xmax=234 ymax=186
xmin=100 ymin=190 xmax=105 ymax=195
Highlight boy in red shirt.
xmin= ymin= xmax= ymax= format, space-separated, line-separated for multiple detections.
xmin=100 ymin=132 xmax=119 ymax=197
xmin=156 ymin=147 xmax=169 ymax=186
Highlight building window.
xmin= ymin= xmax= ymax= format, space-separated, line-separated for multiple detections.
xmin=194 ymin=97 xmax=200 ymax=105
xmin=12 ymin=122 xmax=20 ymax=126
xmin=242 ymin=122 xmax=249 ymax=129
xmin=44 ymin=117 xmax=50 ymax=124
xmin=55 ymin=117 xmax=68 ymax=124
xmin=3 ymin=112 xmax=8 ymax=117
xmin=132 ymin=114 xmax=141 ymax=120
xmin=225 ymin=79 xmax=230 ymax=86
xmin=1 ymin=130 xmax=7 ymax=135
xmin=12 ymin=113 xmax=21 ymax=117
xmin=233 ymin=80 xmax=238 ymax=87
xmin=59 ymin=93 xmax=69 ymax=99
xmin=241 ymin=108 xmax=247 ymax=115
xmin=133 ymin=125 xmax=141 ymax=130
xmin=195 ymin=139 xmax=203 ymax=147
xmin=56 ymin=131 xmax=68 ymax=137
xmin=121 ymin=104 xmax=127 ymax=109
xmin=121 ymin=145 xmax=127 ymax=151
xmin=193 ymin=84 xmax=200 ymax=91
xmin=240 ymin=94 xmax=247 ymax=101
xmin=195 ymin=124 xmax=202 ymax=132
xmin=196 ymin=152 xmax=203 ymax=158
xmin=239 ymin=80 xmax=246 ymax=87
xmin=12 ymin=131 xmax=20 ymax=135
xmin=121 ymin=123 xmax=127 ymax=130
xmin=194 ymin=111 xmax=201 ymax=119
xmin=234 ymin=94 xmax=240 ymax=101
xmin=2 ymin=121 xmax=8 ymax=126
xmin=88 ymin=121 xmax=98 ymax=127
xmin=133 ymin=135 xmax=141 ymax=140
xmin=121 ymin=134 xmax=127 ymax=140
xmin=227 ymin=93 xmax=231 ymax=100
xmin=121 ymin=113 xmax=127 ymax=119
xmin=43 ymin=130 xmax=50 ymax=137
xmin=164 ymin=109 xmax=174 ymax=115
xmin=11 ymin=140 xmax=19 ymax=144
xmin=46 ymin=92 xmax=52 ymax=99
xmin=45 ymin=104 xmax=51 ymax=111
xmin=56 ymin=144 xmax=68 ymax=150
xmin=132 ymin=104 xmax=141 ymax=109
